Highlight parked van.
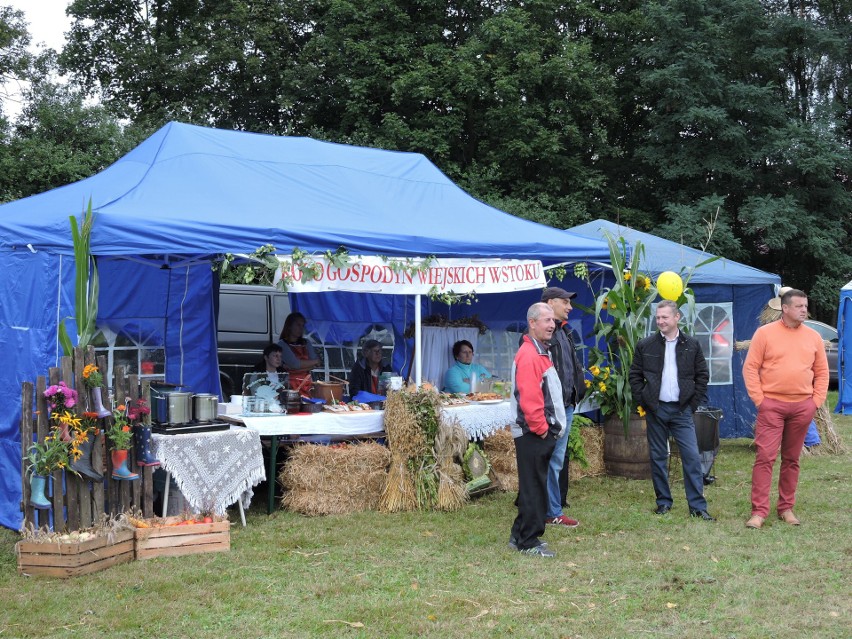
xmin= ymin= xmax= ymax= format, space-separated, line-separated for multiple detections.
xmin=217 ymin=284 xmax=291 ymax=400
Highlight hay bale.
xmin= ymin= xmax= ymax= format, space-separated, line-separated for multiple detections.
xmin=569 ymin=425 xmax=605 ymax=480
xmin=280 ymin=442 xmax=390 ymax=516
xmin=483 ymin=427 xmax=517 ymax=492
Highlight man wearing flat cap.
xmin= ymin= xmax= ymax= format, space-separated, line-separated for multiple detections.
xmin=539 ymin=286 xmax=586 ymax=528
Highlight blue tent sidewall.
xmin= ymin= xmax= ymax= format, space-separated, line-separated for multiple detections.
xmin=0 ymin=253 xmax=219 ymax=530
xmin=836 ymin=288 xmax=852 ymax=413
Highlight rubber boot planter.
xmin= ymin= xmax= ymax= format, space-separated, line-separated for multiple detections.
xmin=134 ymin=425 xmax=160 ymax=467
xmin=70 ymin=431 xmax=104 ymax=481
xmin=90 ymin=387 xmax=112 ymax=419
xmin=110 ymin=449 xmax=140 ymax=481
xmin=29 ymin=474 xmax=51 ymax=509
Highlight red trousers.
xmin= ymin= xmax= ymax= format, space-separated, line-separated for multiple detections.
xmin=750 ymin=397 xmax=817 ymax=517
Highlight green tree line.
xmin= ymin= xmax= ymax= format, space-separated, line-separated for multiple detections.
xmin=1 ymin=0 xmax=849 ymax=318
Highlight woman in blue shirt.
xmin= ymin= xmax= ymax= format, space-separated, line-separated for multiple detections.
xmin=443 ymin=340 xmax=492 ymax=393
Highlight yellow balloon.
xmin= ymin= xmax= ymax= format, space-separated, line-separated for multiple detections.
xmin=657 ymin=271 xmax=684 ymax=301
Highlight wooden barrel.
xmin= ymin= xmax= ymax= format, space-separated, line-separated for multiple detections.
xmin=603 ymin=414 xmax=652 ymax=480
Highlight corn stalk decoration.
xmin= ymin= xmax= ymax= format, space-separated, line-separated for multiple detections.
xmin=58 ymin=199 xmax=99 ymax=356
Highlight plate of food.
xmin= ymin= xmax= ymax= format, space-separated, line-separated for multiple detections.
xmin=323 ymin=402 xmax=374 ymax=413
xmin=439 ymin=393 xmax=470 ymax=406
xmin=467 ymin=392 xmax=505 ymax=404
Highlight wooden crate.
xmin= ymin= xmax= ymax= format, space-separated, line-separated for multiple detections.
xmin=16 ymin=529 xmax=135 ymax=578
xmin=134 ymin=517 xmax=230 ymax=560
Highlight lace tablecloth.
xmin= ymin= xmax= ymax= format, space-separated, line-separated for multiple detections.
xmin=151 ymin=428 xmax=266 ymax=515
xmin=443 ymin=401 xmax=513 ymax=439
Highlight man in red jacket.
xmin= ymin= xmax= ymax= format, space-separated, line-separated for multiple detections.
xmin=743 ymin=288 xmax=828 ymax=529
xmin=508 ymin=303 xmax=567 ymax=557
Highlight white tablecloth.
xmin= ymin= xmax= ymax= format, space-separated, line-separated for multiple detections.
xmin=238 ymin=411 xmax=384 ymax=437
xmin=151 ymin=428 xmax=266 ymax=515
xmin=228 ymin=401 xmax=513 ymax=440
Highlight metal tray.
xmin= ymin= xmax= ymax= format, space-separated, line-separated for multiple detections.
xmin=151 ymin=422 xmax=230 ymax=435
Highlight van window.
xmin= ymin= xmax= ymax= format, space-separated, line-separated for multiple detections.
xmin=219 ymin=293 xmax=268 ymax=333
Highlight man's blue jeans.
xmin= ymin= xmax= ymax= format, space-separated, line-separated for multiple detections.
xmin=646 ymin=402 xmax=707 ymax=511
xmin=546 ymin=406 xmax=574 ymax=518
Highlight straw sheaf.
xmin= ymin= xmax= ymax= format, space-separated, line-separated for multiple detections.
xmin=434 ymin=418 xmax=469 ymax=511
xmin=378 ymin=455 xmax=417 ymax=512
xmin=804 ymin=403 xmax=846 ymax=456
xmin=382 ymin=391 xmax=428 ymax=459
xmin=482 ymin=427 xmax=518 ymax=492
xmin=280 ymin=442 xmax=391 ymax=516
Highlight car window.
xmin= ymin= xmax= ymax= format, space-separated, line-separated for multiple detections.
xmin=805 ymin=321 xmax=837 ymax=342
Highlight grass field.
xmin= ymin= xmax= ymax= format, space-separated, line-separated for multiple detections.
xmin=1 ymin=406 xmax=849 ymax=639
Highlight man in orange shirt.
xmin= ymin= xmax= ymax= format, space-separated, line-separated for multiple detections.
xmin=743 ymin=289 xmax=828 ymax=529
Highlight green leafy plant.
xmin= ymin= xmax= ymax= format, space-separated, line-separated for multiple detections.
xmin=58 ymin=199 xmax=99 ymax=356
xmin=218 ymin=243 xmax=280 ymax=285
xmin=25 ymin=435 xmax=72 ymax=477
xmin=574 ymin=234 xmax=657 ymax=432
xmin=81 ymin=364 xmax=103 ymax=389
xmin=576 ymin=232 xmax=717 ymax=432
xmin=566 ymin=414 xmax=594 ymax=467
xmin=106 ymin=403 xmax=134 ymax=450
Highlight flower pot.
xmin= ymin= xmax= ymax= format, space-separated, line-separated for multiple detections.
xmin=90 ymin=387 xmax=111 ymax=419
xmin=603 ymin=414 xmax=651 ymax=480
xmin=57 ymin=422 xmax=72 ymax=443
xmin=29 ymin=474 xmax=51 ymax=510
xmin=69 ymin=431 xmax=104 ymax=481
xmin=110 ymin=449 xmax=139 ymax=481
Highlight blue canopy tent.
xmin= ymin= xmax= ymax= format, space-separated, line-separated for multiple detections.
xmin=836 ymin=281 xmax=852 ymax=413
xmin=0 ymin=121 xmax=610 ymax=529
xmin=563 ymin=220 xmax=781 ymax=439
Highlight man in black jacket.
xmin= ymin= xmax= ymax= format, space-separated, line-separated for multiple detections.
xmin=348 ymin=339 xmax=393 ymax=396
xmin=539 ymin=287 xmax=586 ymax=528
xmin=629 ymin=300 xmax=714 ymax=520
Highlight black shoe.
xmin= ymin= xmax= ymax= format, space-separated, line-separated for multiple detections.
xmin=703 ymin=475 xmax=716 ymax=486
xmin=690 ymin=509 xmax=716 ymax=521
xmin=655 ymin=505 xmax=672 ymax=515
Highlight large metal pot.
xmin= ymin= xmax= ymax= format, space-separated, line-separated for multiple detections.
xmin=150 ymin=390 xmax=193 ymax=425
xmin=193 ymin=393 xmax=219 ymax=423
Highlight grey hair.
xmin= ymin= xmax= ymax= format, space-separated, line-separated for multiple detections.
xmin=657 ymin=299 xmax=680 ymax=315
xmin=527 ymin=302 xmax=551 ymax=322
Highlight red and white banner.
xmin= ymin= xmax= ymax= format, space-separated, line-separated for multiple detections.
xmin=274 ymin=256 xmax=546 ymax=295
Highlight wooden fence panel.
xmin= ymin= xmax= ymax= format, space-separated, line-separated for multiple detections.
xmin=19 ymin=349 xmax=156 ymax=531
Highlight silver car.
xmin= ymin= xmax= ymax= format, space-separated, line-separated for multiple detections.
xmin=803 ymin=320 xmax=838 ymax=387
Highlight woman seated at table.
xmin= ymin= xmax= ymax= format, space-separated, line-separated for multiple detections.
xmin=443 ymin=340 xmax=492 ymax=394
xmin=278 ymin=312 xmax=321 ymax=393
xmin=244 ymin=343 xmax=289 ymax=392
xmin=349 ymin=339 xmax=393 ymax=396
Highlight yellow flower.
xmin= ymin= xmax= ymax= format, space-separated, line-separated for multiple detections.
xmin=598 ymin=382 xmax=607 ymax=392
xmin=601 ymin=369 xmax=610 ymax=380
xmin=590 ymin=365 xmax=600 ymax=377
xmin=637 ymin=406 xmax=646 ymax=417
xmin=623 ymin=272 xmax=632 ymax=281
xmin=57 ymin=411 xmax=82 ymax=429
xmin=584 ymin=379 xmax=592 ymax=388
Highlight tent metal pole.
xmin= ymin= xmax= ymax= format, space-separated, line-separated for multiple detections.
xmin=415 ymin=294 xmax=422 ymax=388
